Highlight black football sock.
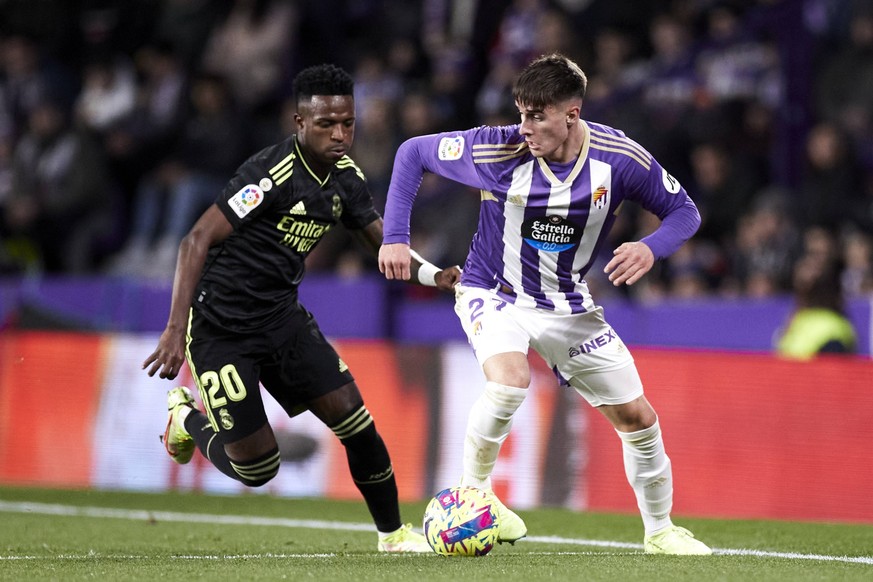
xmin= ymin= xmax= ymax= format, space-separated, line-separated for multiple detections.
xmin=330 ymin=405 xmax=402 ymax=533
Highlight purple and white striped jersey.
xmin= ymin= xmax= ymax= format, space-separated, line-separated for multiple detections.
xmin=383 ymin=120 xmax=701 ymax=313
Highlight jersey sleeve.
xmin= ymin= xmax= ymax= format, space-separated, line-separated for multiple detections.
xmin=215 ymin=154 xmax=275 ymax=229
xmin=383 ymin=125 xmax=519 ymax=244
xmin=622 ymin=153 xmax=701 ymax=260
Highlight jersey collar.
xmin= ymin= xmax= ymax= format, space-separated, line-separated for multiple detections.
xmin=294 ymin=136 xmax=331 ymax=187
xmin=535 ymin=119 xmax=590 ymax=186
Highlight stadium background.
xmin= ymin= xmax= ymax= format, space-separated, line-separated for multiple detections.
xmin=1 ymin=0 xmax=872 ymax=525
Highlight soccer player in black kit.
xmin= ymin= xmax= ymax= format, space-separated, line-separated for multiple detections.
xmin=142 ymin=64 xmax=460 ymax=552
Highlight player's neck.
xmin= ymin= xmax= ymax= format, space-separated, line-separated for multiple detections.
xmin=545 ymin=121 xmax=585 ymax=164
xmin=297 ymin=145 xmax=333 ymax=183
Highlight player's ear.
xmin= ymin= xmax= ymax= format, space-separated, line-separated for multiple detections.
xmin=565 ymin=106 xmax=580 ymax=126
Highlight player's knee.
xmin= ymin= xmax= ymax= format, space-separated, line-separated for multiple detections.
xmin=483 ymin=354 xmax=530 ymax=388
xmin=230 ymin=447 xmax=280 ymax=487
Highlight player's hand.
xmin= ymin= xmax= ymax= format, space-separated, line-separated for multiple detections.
xmin=435 ymin=265 xmax=462 ymax=291
xmin=142 ymin=326 xmax=186 ymax=380
xmin=604 ymin=241 xmax=655 ymax=286
xmin=379 ymin=243 xmax=412 ymax=281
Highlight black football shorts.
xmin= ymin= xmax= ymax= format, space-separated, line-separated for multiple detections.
xmin=185 ymin=305 xmax=355 ymax=441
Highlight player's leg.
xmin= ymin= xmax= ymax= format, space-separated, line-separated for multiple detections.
xmin=260 ymin=306 xmax=428 ymax=552
xmin=454 ymin=286 xmax=530 ymax=542
xmin=463 ymin=352 xmax=530 ymax=489
xmin=163 ymin=309 xmax=281 ymax=487
xmin=570 ymin=365 xmax=711 ymax=555
xmin=305 ymin=381 xmax=428 ymax=552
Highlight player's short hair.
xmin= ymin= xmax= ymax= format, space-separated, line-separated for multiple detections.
xmin=293 ymin=64 xmax=354 ymax=106
xmin=513 ymin=53 xmax=587 ymax=109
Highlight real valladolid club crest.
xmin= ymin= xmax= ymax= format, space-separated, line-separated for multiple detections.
xmin=593 ymin=186 xmax=608 ymax=209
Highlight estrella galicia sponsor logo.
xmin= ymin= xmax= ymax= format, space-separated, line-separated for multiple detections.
xmin=522 ymin=215 xmax=582 ymax=252
xmin=228 ymin=184 xmax=264 ymax=218
xmin=568 ymin=328 xmax=617 ymax=357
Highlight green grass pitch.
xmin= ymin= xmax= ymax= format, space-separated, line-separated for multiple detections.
xmin=1 ymin=486 xmax=871 ymax=581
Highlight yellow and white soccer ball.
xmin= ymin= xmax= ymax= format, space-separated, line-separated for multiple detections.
xmin=423 ymin=486 xmax=500 ymax=557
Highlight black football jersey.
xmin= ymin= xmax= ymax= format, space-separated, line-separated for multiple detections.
xmin=193 ymin=135 xmax=380 ymax=332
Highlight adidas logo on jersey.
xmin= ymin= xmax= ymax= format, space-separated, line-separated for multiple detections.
xmin=290 ymin=201 xmax=306 ymax=215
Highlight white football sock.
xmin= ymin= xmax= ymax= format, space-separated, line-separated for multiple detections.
xmin=461 ymin=381 xmax=527 ymax=489
xmin=616 ymin=420 xmax=674 ymax=535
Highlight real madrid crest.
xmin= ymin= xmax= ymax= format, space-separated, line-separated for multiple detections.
xmin=219 ymin=408 xmax=234 ymax=430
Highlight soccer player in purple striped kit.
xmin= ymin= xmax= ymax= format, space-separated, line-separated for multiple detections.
xmin=379 ymin=54 xmax=712 ymax=555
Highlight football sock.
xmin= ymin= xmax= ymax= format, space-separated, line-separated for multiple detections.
xmin=183 ymin=411 xmax=279 ymax=486
xmin=461 ymin=382 xmax=527 ymax=489
xmin=616 ymin=420 xmax=673 ymax=535
xmin=330 ymin=404 xmax=401 ymax=533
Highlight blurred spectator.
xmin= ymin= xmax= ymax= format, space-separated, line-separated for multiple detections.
xmin=76 ymin=0 xmax=161 ymax=58
xmin=1 ymin=97 xmax=113 ymax=273
xmin=475 ymin=0 xmax=549 ymax=121
xmin=801 ymin=224 xmax=841 ymax=265
xmin=0 ymin=1 xmax=77 ymax=59
xmin=626 ymin=13 xmax=699 ymax=174
xmin=349 ymin=96 xmax=397 ymax=205
xmin=689 ymin=141 xmax=758 ymax=246
xmin=814 ymin=6 xmax=873 ymax=147
xmin=531 ymin=7 xmax=584 ymax=61
xmin=840 ymin=229 xmax=873 ymax=297
xmin=102 ymin=41 xmax=188 ymax=212
xmin=199 ymin=0 xmax=298 ymax=116
xmin=385 ymin=36 xmax=432 ymax=86
xmin=352 ymin=52 xmax=404 ymax=125
xmin=694 ymin=3 xmax=782 ymax=107
xmin=0 ymin=133 xmax=19 ymax=272
xmin=73 ymin=53 xmax=137 ymax=136
xmin=776 ymin=252 xmax=857 ymax=359
xmin=0 ymin=33 xmax=77 ymax=141
xmin=732 ymin=189 xmax=801 ymax=297
xmin=635 ymin=14 xmax=697 ymax=114
xmin=662 ymin=241 xmax=709 ymax=299
xmin=150 ymin=0 xmax=227 ymax=70
xmin=587 ymin=24 xmax=638 ymax=94
xmin=797 ymin=122 xmax=864 ymax=231
xmin=107 ymin=72 xmax=247 ymax=279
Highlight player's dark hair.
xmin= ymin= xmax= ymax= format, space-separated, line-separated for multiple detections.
xmin=513 ymin=53 xmax=587 ymax=109
xmin=293 ymin=64 xmax=354 ymax=106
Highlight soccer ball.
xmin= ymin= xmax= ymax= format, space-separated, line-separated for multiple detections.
xmin=423 ymin=486 xmax=500 ymax=557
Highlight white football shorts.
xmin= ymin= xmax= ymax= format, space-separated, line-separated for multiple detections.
xmin=454 ymin=285 xmax=643 ymax=407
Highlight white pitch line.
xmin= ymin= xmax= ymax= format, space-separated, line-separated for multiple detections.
xmin=1 ymin=500 xmax=871 ymax=565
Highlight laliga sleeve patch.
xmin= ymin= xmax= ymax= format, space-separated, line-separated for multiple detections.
xmin=228 ymin=184 xmax=264 ymax=218
xmin=661 ymin=168 xmax=681 ymax=194
xmin=438 ymin=136 xmax=465 ymax=160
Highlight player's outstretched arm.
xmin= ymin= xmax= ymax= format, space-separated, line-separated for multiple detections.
xmin=143 ymin=204 xmax=232 ymax=379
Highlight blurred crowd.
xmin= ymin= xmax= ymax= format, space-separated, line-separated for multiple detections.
xmin=1 ymin=0 xmax=872 ymax=304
